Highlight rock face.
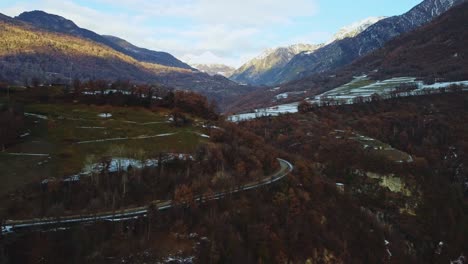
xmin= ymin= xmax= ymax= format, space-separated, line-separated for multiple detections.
xmin=230 ymin=44 xmax=322 ymax=86
xmin=274 ymin=0 xmax=466 ymax=85
xmin=16 ymin=11 xmax=193 ymax=69
xmin=192 ymin=64 xmax=236 ymax=77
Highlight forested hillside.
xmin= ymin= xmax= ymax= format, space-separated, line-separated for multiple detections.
xmin=0 ymin=14 xmax=252 ymax=104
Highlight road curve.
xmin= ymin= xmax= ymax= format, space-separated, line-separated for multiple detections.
xmin=1 ymin=158 xmax=293 ymax=234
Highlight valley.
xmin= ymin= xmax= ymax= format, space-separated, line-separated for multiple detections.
xmin=1 ymin=0 xmax=468 ymax=263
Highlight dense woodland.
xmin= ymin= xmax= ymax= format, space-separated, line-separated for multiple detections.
xmin=241 ymin=91 xmax=468 ymax=263
xmin=1 ymin=87 xmax=467 ymax=263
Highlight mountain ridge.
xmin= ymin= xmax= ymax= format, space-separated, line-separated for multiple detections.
xmin=0 ymin=11 xmax=252 ymax=104
xmin=225 ymin=1 xmax=468 ymax=113
xmin=16 ymin=10 xmax=193 ymax=70
xmin=230 ymin=16 xmax=384 ymax=86
xmin=191 ymin=64 xmax=236 ymax=77
xmin=273 ymin=0 xmax=466 ymax=85
xmin=230 ymin=43 xmax=322 ymax=86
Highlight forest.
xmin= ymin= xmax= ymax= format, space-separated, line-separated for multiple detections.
xmin=1 ymin=84 xmax=466 ymax=263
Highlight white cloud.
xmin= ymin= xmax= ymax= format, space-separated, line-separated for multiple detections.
xmin=1 ymin=0 xmax=322 ymax=67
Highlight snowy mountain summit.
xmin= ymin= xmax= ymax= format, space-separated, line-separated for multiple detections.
xmin=329 ymin=17 xmax=387 ymax=43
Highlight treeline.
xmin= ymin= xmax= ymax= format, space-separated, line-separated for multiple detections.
xmin=6 ymin=79 xmax=219 ymax=120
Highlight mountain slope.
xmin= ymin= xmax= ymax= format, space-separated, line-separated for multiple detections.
xmin=347 ymin=1 xmax=468 ymax=82
xmin=192 ymin=64 xmax=236 ymax=77
xmin=102 ymin=35 xmax=194 ymax=70
xmin=230 ymin=44 xmax=322 ymax=86
xmin=15 ymin=11 xmax=192 ymax=70
xmin=0 ymin=13 xmax=249 ymax=103
xmin=328 ymin=16 xmax=386 ymax=43
xmin=226 ymin=2 xmax=468 ymax=113
xmin=274 ymin=0 xmax=465 ymax=85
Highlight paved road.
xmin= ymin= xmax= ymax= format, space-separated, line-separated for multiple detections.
xmin=1 ymin=159 xmax=293 ymax=234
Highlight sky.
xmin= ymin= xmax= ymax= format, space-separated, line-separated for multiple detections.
xmin=0 ymin=0 xmax=422 ymax=67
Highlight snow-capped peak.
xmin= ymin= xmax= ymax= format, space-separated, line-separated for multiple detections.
xmin=328 ymin=16 xmax=387 ymax=44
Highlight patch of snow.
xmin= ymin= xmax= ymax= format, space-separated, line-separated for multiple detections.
xmin=86 ymin=158 xmax=159 ymax=174
xmin=198 ymin=133 xmax=210 ymax=138
xmin=327 ymin=17 xmax=386 ymax=44
xmin=275 ymin=93 xmax=289 ymax=100
xmin=25 ymin=113 xmax=48 ymax=120
xmin=1 ymin=225 xmax=13 ymax=234
xmin=164 ymin=255 xmax=195 ymax=264
xmin=19 ymin=132 xmax=31 ymax=138
xmin=98 ymin=113 xmax=112 ymax=118
xmin=63 ymin=174 xmax=81 ymax=182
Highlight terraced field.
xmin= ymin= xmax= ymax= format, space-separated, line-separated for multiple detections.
xmin=0 ymin=104 xmax=210 ymax=195
xmin=333 ymin=130 xmax=413 ymax=163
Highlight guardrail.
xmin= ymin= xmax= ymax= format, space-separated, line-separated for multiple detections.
xmin=1 ymin=158 xmax=293 ymax=234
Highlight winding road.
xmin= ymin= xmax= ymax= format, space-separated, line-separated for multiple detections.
xmin=1 ymin=159 xmax=293 ymax=234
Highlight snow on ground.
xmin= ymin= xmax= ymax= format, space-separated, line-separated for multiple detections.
xmin=198 ymin=133 xmax=210 ymax=138
xmin=229 ymin=102 xmax=299 ymax=122
xmin=316 ymin=76 xmax=468 ymax=104
xmin=25 ymin=113 xmax=48 ymax=120
xmin=98 ymin=113 xmax=112 ymax=118
xmin=163 ymin=255 xmax=195 ymax=264
xmin=62 ymin=154 xmax=194 ymax=182
xmin=228 ymin=77 xmax=468 ymax=122
xmin=275 ymin=91 xmax=306 ymax=100
xmin=201 ymin=124 xmax=221 ymax=130
xmin=1 ymin=225 xmax=13 ymax=234
xmin=19 ymin=132 xmax=31 ymax=138
xmin=270 ymin=87 xmax=281 ymax=91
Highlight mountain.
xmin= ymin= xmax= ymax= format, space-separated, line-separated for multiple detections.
xmin=230 ymin=44 xmax=322 ymax=86
xmin=226 ymin=1 xmax=468 ymax=113
xmin=229 ymin=17 xmax=383 ymax=86
xmin=273 ymin=0 xmax=466 ymax=85
xmin=327 ymin=17 xmax=386 ymax=43
xmin=0 ymin=12 xmax=251 ymax=103
xmin=344 ymin=1 xmax=468 ymax=82
xmin=191 ymin=64 xmax=236 ymax=77
xmin=15 ymin=11 xmax=192 ymax=70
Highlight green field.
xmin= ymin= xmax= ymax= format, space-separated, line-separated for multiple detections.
xmin=334 ymin=130 xmax=413 ymax=163
xmin=0 ymin=104 xmax=209 ymax=195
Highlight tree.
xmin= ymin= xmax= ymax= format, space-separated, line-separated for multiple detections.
xmin=0 ymin=106 xmax=23 ymax=151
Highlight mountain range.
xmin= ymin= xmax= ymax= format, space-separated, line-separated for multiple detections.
xmin=230 ymin=17 xmax=384 ymax=86
xmin=0 ymin=10 xmax=251 ymax=102
xmin=16 ymin=11 xmax=193 ymax=70
xmin=327 ymin=16 xmax=386 ymax=44
xmin=226 ymin=0 xmax=468 ymax=113
xmin=191 ymin=64 xmax=236 ymax=77
xmin=272 ymin=0 xmax=466 ymax=85
xmin=230 ymin=44 xmax=323 ymax=86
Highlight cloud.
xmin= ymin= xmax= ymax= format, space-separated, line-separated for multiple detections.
xmin=1 ymin=0 xmax=322 ymax=67
xmin=96 ymin=0 xmax=318 ymax=26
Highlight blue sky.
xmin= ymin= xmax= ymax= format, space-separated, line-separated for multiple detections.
xmin=0 ymin=0 xmax=422 ymax=67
